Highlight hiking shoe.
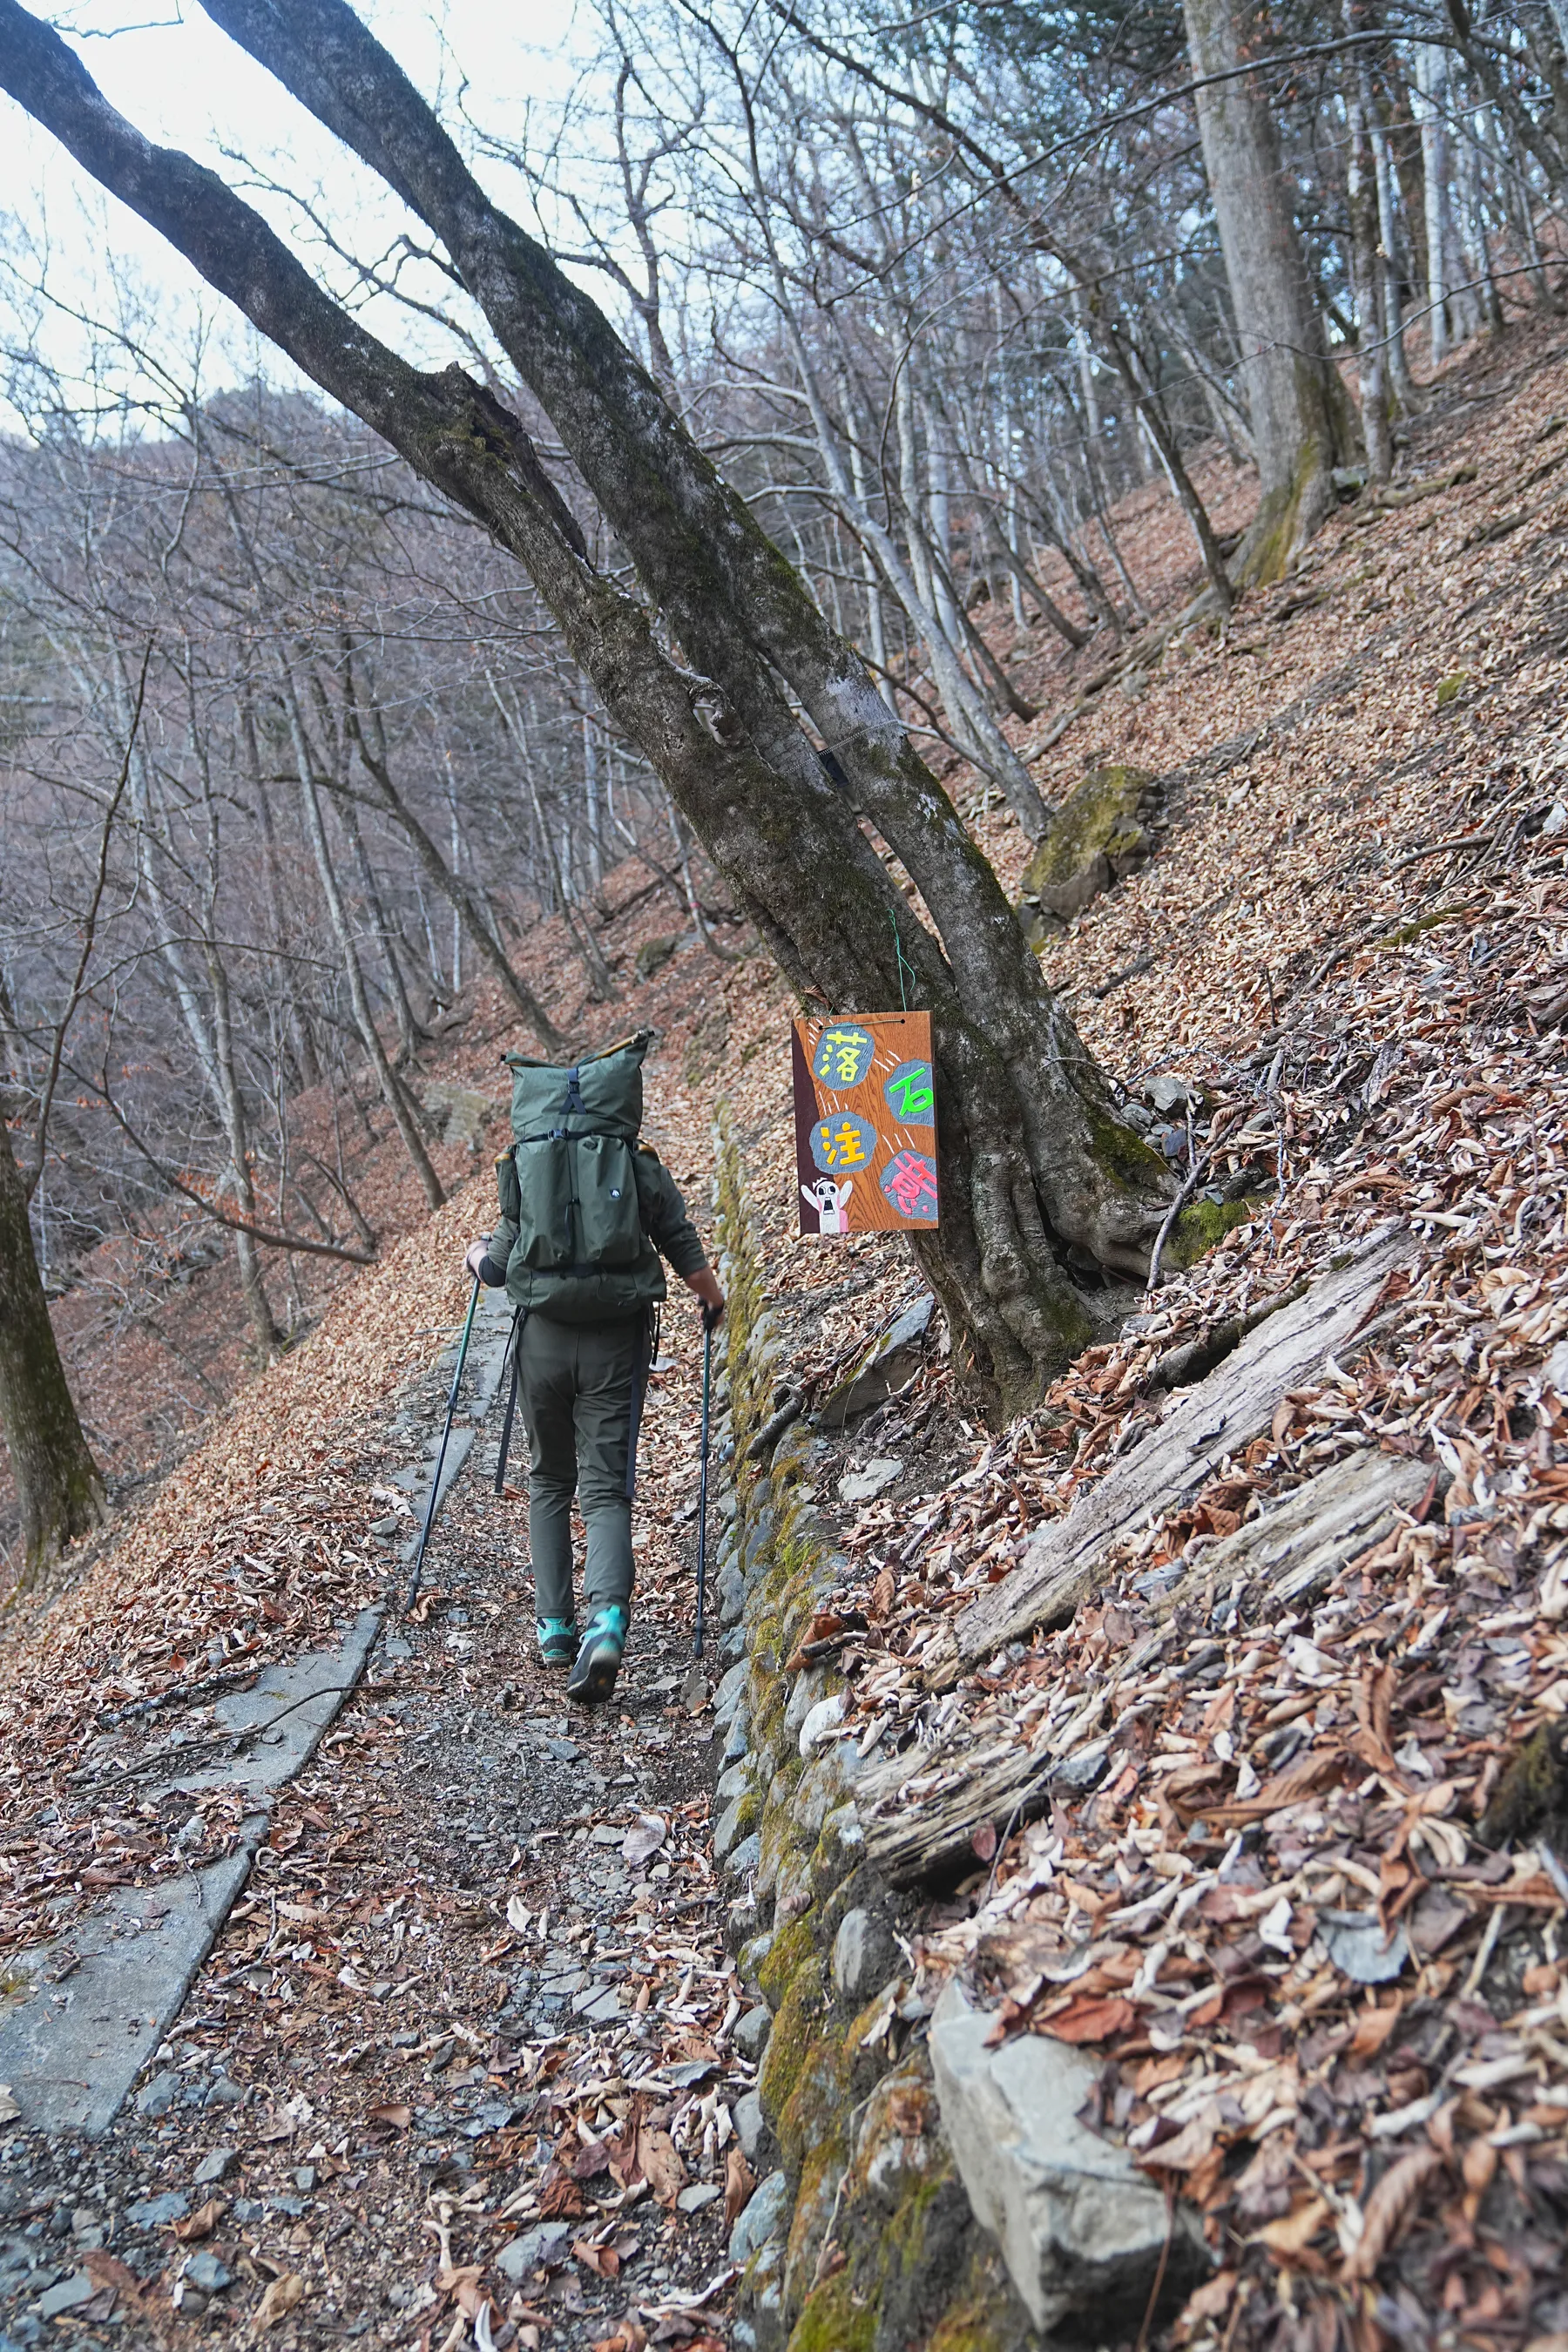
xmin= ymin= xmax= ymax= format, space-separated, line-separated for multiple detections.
xmin=567 ymin=1605 xmax=628 ymax=1705
xmin=536 ymin=1617 xmax=578 ymax=1671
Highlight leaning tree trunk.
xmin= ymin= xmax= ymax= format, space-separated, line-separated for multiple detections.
xmin=0 ymin=1116 xmax=105 ymax=1584
xmin=1180 ymin=0 xmax=1360 ymax=581
xmin=0 ymin=0 xmax=1188 ymax=1410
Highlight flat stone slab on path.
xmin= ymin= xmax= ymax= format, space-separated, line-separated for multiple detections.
xmin=0 ymin=1826 xmax=263 ymax=2136
xmin=0 ymin=1290 xmax=519 ymax=2141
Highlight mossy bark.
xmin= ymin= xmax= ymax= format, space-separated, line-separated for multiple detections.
xmin=0 ymin=1118 xmax=105 ymax=1585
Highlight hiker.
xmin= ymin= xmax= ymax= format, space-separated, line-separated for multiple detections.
xmin=465 ymin=1031 xmax=724 ymax=1704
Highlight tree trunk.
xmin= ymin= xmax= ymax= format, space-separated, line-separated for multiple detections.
xmin=1345 ymin=63 xmax=1393 ymax=486
xmin=0 ymin=0 xmax=1190 ymax=1410
xmin=118 ymin=659 xmax=282 ymax=1360
xmin=286 ymin=700 xmax=445 ymax=1210
xmin=1365 ymin=67 xmax=1419 ymax=413
xmin=1181 ymin=0 xmax=1359 ymax=581
xmin=0 ymin=1115 xmax=105 ymax=1584
xmin=1415 ymin=40 xmax=1452 ymax=367
xmin=339 ymin=678 xmax=569 ymax=1052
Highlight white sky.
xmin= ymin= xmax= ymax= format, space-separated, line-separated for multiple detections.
xmin=0 ymin=0 xmax=606 ymax=420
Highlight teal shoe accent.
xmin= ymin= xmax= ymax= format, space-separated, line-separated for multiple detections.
xmin=567 ymin=1604 xmax=628 ymax=1704
xmin=536 ymin=1616 xmax=578 ymax=1670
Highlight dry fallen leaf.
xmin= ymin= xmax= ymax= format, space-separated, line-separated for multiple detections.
xmin=80 ymin=2252 xmax=145 ymax=2302
xmin=1037 ymin=1993 xmax=1139 ymax=2045
xmin=622 ymin=1814 xmax=668 ymax=1866
xmin=725 ymin=2144 xmax=756 ymax=2227
xmin=251 ymin=2273 xmax=306 ymax=2335
xmin=368 ymin=2101 xmax=412 ymax=2130
xmin=572 ymin=2236 xmax=621 ymax=2279
xmin=1344 ymin=2146 xmax=1444 ymax=2281
xmin=538 ymin=2168 xmax=586 ymax=2220
xmin=172 ymin=2197 xmax=226 ymax=2242
xmin=1253 ymin=2197 xmax=1328 ymax=2255
xmin=636 ymin=2123 xmax=686 ymax=2208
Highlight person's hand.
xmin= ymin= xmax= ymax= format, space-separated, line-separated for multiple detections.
xmin=464 ymin=1239 xmax=490 ymax=1282
xmin=686 ymin=1267 xmax=725 ymax=1328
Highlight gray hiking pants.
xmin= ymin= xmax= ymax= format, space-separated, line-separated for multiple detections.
xmin=516 ymin=1310 xmax=650 ymax=1621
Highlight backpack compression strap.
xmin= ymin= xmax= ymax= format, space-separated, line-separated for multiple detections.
xmin=517 ymin=1064 xmax=599 ymax=1146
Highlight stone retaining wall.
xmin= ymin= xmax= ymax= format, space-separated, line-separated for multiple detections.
xmin=706 ymin=1115 xmax=1043 ymax=2352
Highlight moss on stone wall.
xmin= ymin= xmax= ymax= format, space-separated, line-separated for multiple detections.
xmin=711 ymin=1111 xmax=1052 ymax=2352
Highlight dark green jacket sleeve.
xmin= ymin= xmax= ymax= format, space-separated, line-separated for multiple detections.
xmin=633 ymin=1145 xmax=708 ymax=1280
xmin=478 ymin=1151 xmax=519 ymax=1286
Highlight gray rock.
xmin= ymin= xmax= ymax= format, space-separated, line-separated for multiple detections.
xmin=713 ymin=1659 xmax=749 ymax=1724
xmin=720 ymin=1700 xmax=752 ymax=1768
xmin=634 ymin=931 xmax=681 ymax=982
xmin=737 ymin=1930 xmax=774 ymax=1989
xmin=678 ymin=2182 xmax=722 ymax=2213
xmin=1145 ymin=1071 xmax=1196 ymax=1113
xmin=832 ymin=1909 xmax=898 ymax=2005
xmin=720 ymin=1624 xmax=747 ymax=1666
xmin=1321 ymin=1910 xmax=1409 ymax=1984
xmin=798 ymin=1693 xmax=846 ymax=1758
xmin=813 ymin=1801 xmax=865 ymax=1894
xmin=714 ymin=1761 xmax=754 ymax=1806
xmin=421 ymin=1080 xmax=495 ymax=1151
xmin=815 ymin=1294 xmax=935 ymax=1429
xmin=713 ymin=1799 xmax=753 ymax=1862
xmin=496 ymin=2221 xmax=571 ymax=2281
xmin=740 ymin=1511 xmax=776 ymax=1579
xmin=205 ymin=2074 xmax=244 ymax=2107
xmin=836 ymin=1458 xmax=902 ymax=1506
xmin=793 ymin=1758 xmax=860 ymax=1848
xmin=724 ymin=1832 xmax=762 ymax=1882
xmin=192 ymin=2148 xmax=235 ymax=2186
xmin=182 ymin=2248 xmax=233 ymax=2295
xmin=929 ymin=1982 xmax=1201 ymax=2335
xmin=127 ymin=2191 xmax=189 ymax=2228
xmin=734 ymin=2090 xmax=768 ymax=2165
xmin=782 ymin=1666 xmax=828 ymax=1747
xmin=35 ymin=2271 xmax=95 ymax=2320
xmin=744 ymin=2239 xmax=787 ymax=2352
xmin=733 ymin=2006 xmax=771 ymax=2061
xmin=134 ymin=2069 xmax=179 ymax=2119
xmin=718 ymin=1564 xmax=747 ymax=1626
xmin=728 ymin=2168 xmax=790 ymax=2267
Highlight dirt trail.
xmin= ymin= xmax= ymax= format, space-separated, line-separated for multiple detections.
xmin=0 ymin=1110 xmax=762 ymax=2349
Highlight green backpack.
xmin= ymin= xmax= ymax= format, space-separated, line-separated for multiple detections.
xmin=501 ymin=1031 xmax=651 ymax=1274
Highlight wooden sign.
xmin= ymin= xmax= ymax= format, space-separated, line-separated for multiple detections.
xmin=791 ymin=1010 xmax=938 ymax=1235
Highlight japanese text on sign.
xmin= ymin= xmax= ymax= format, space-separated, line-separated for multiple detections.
xmin=791 ymin=1010 xmax=939 ymax=1236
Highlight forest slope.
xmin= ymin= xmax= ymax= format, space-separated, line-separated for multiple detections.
xmin=1 ymin=314 xmax=1567 ymax=2351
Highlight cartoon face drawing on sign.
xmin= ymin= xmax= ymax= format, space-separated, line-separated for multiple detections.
xmin=801 ymin=1175 xmax=854 ymax=1235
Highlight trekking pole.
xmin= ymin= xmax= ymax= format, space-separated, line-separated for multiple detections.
xmin=693 ymin=1302 xmax=720 ymax=1660
xmin=404 ymin=1274 xmax=481 ymax=1616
